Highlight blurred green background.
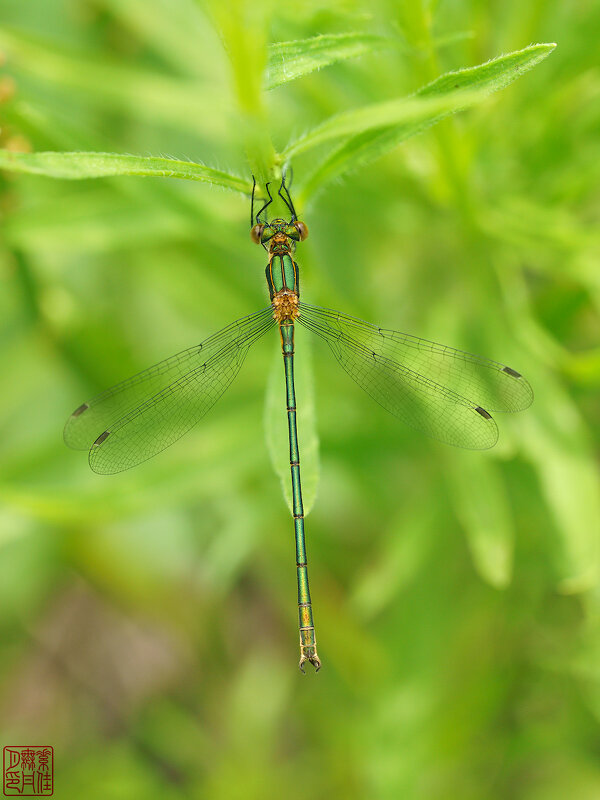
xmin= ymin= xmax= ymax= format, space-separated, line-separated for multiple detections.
xmin=1 ymin=1 xmax=599 ymax=798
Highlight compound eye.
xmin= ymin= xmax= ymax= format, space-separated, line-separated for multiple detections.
xmin=250 ymin=223 xmax=264 ymax=244
xmin=295 ymin=221 xmax=308 ymax=241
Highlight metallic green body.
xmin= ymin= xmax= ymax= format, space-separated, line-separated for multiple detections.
xmin=266 ymin=253 xmax=299 ymax=299
xmin=279 ymin=321 xmax=320 ymax=672
xmin=261 ymin=218 xmax=320 ymax=671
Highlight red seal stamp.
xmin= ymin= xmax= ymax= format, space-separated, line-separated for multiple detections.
xmin=3 ymin=747 xmax=53 ymax=796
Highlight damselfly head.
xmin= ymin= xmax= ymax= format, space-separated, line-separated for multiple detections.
xmin=251 ymin=172 xmax=307 ymax=248
xmin=251 ymin=218 xmax=307 ymax=246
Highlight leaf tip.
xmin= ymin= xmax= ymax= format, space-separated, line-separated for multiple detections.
xmin=533 ymin=41 xmax=558 ymax=54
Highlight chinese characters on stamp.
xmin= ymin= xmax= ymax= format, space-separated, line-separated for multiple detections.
xmin=3 ymin=746 xmax=53 ymax=796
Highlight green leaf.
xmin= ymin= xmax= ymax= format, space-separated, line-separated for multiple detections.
xmin=448 ymin=455 xmax=514 ymax=588
xmin=265 ymin=30 xmax=475 ymax=91
xmin=282 ymin=87 xmax=485 ymax=161
xmin=417 ymin=42 xmax=556 ymax=98
xmin=0 ymin=150 xmax=251 ymax=193
xmin=265 ymin=33 xmax=393 ymax=90
xmin=547 ymin=450 xmax=600 ymax=594
xmin=299 ymin=42 xmax=557 ymax=198
xmin=519 ymin=371 xmax=600 ymax=593
xmin=264 ymin=330 xmax=319 ymax=516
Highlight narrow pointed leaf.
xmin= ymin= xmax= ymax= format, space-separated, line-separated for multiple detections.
xmin=300 ymin=42 xmax=557 ymax=197
xmin=523 ymin=382 xmax=600 ymax=593
xmin=417 ymin=42 xmax=556 ymax=99
xmin=265 ymin=29 xmax=477 ymax=90
xmin=0 ymin=150 xmax=251 ymax=193
xmin=282 ymin=88 xmax=485 ymax=160
xmin=266 ymin=33 xmax=393 ymax=90
xmin=448 ymin=455 xmax=514 ymax=588
xmin=547 ymin=450 xmax=600 ymax=594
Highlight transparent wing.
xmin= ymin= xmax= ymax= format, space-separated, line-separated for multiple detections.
xmin=298 ymin=303 xmax=532 ymax=449
xmin=64 ymin=307 xmax=275 ymax=473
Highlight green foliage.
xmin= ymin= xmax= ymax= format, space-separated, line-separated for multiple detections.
xmin=1 ymin=0 xmax=599 ymax=798
xmin=0 ymin=150 xmax=250 ymax=191
xmin=0 ymin=41 xmax=555 ymax=197
xmin=265 ymin=32 xmax=395 ymax=89
xmin=297 ymin=43 xmax=556 ymax=196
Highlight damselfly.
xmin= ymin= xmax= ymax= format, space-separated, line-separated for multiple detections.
xmin=65 ymin=177 xmax=533 ymax=672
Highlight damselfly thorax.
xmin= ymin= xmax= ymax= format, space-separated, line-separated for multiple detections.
xmin=251 ymin=216 xmax=308 ymax=323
